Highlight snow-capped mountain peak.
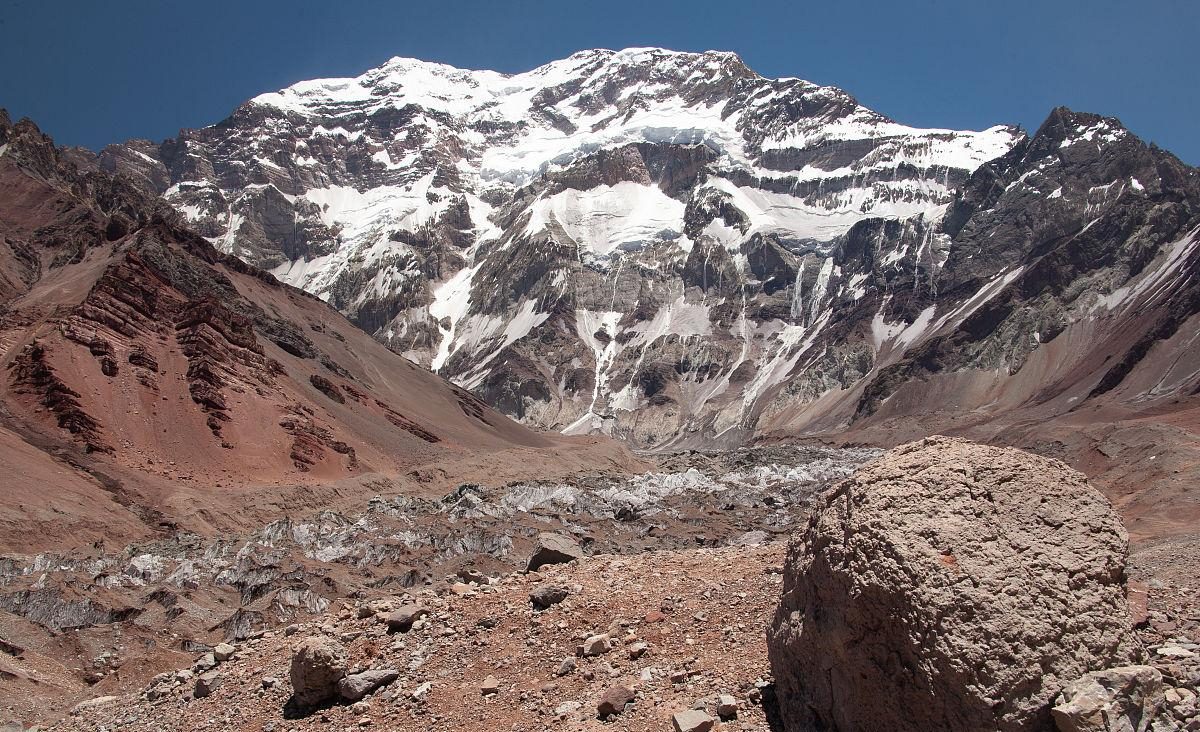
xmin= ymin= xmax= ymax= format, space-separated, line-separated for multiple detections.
xmin=98 ymin=49 xmax=1200 ymax=449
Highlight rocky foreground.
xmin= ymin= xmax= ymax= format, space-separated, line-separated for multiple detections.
xmin=0 ymin=445 xmax=874 ymax=725
xmin=51 ymin=543 xmax=788 ymax=732
xmin=32 ymin=438 xmax=1200 ymax=732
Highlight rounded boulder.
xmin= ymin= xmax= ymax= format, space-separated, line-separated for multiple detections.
xmin=768 ymin=436 xmax=1142 ymax=731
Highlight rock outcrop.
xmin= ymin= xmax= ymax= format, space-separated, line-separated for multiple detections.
xmin=768 ymin=436 xmax=1143 ymax=732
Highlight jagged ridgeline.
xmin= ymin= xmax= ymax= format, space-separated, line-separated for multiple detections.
xmin=94 ymin=48 xmax=1200 ymax=447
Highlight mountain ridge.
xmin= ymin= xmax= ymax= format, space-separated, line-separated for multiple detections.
xmin=90 ymin=48 xmax=1045 ymax=445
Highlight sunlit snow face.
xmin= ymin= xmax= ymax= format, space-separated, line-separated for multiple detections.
xmin=160 ymin=48 xmax=1030 ymax=442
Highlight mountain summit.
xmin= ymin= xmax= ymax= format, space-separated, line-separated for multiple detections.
xmin=95 ymin=50 xmax=1199 ymax=468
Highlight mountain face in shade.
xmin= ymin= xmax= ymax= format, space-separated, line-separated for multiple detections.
xmin=0 ymin=110 xmax=625 ymax=554
xmin=96 ymin=48 xmax=1200 ymax=451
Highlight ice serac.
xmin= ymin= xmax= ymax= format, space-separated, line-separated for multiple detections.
xmin=102 ymin=51 xmax=1200 ymax=455
xmin=99 ymin=48 xmax=1022 ymax=445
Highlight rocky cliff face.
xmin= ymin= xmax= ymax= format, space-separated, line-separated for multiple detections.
xmin=97 ymin=49 xmax=1200 ymax=449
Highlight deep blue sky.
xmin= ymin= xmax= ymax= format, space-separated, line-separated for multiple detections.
xmin=1 ymin=0 xmax=1196 ymax=164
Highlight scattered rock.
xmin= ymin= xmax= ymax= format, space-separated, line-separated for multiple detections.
xmin=597 ymin=681 xmax=636 ymax=718
xmin=1052 ymin=666 xmax=1164 ymax=732
xmin=337 ymin=669 xmax=400 ymax=702
xmin=480 ymin=675 xmax=500 ymax=695
xmin=672 ymin=709 xmax=716 ymax=732
xmin=289 ymin=636 xmax=349 ymax=710
xmin=527 ymin=532 xmax=583 ymax=572
xmin=769 ymin=437 xmax=1144 ymax=732
xmin=194 ymin=670 xmax=222 ymax=699
xmin=529 ymin=584 xmax=570 ymax=610
xmin=386 ymin=605 xmax=429 ymax=633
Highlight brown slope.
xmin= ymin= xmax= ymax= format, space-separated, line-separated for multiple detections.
xmin=0 ymin=111 xmax=635 ymax=554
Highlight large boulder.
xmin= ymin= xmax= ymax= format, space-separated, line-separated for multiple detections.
xmin=289 ymin=636 xmax=349 ymax=710
xmin=768 ymin=436 xmax=1143 ymax=732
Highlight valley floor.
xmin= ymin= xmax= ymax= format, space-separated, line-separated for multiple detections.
xmin=3 ymin=444 xmax=1198 ymax=730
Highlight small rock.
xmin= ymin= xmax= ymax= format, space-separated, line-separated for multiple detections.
xmin=289 ymin=636 xmax=349 ymax=710
xmin=628 ymin=642 xmax=649 ymax=660
xmin=386 ymin=605 xmax=429 ymax=633
xmin=411 ymin=682 xmax=432 ymax=702
xmin=673 ymin=709 xmax=716 ymax=732
xmin=71 ymin=696 xmax=120 ymax=712
xmin=337 ymin=669 xmax=400 ymax=702
xmin=527 ymin=532 xmax=583 ymax=571
xmin=731 ymin=530 xmax=769 ymax=546
xmin=583 ymin=634 xmax=612 ymax=657
xmin=597 ymin=682 xmax=637 ymax=719
xmin=530 ymin=585 xmax=570 ymax=610
xmin=192 ymin=652 xmax=216 ymax=672
xmin=1155 ymin=645 xmax=1196 ymax=658
xmin=213 ymin=643 xmax=235 ymax=662
xmin=556 ymin=657 xmax=576 ymax=676
xmin=457 ymin=568 xmax=487 ymax=584
xmin=1052 ymin=665 xmax=1164 ymax=732
xmin=481 ymin=675 xmax=500 ymax=695
xmin=716 ymin=694 xmax=738 ymax=718
xmin=194 ymin=670 xmax=222 ymax=699
xmin=262 ymin=677 xmax=279 ymax=689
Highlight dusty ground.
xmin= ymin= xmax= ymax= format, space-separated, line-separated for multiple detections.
xmin=0 ymin=445 xmax=870 ymax=727
xmin=39 ymin=535 xmax=1200 ymax=732
xmin=47 ymin=543 xmax=789 ymax=732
